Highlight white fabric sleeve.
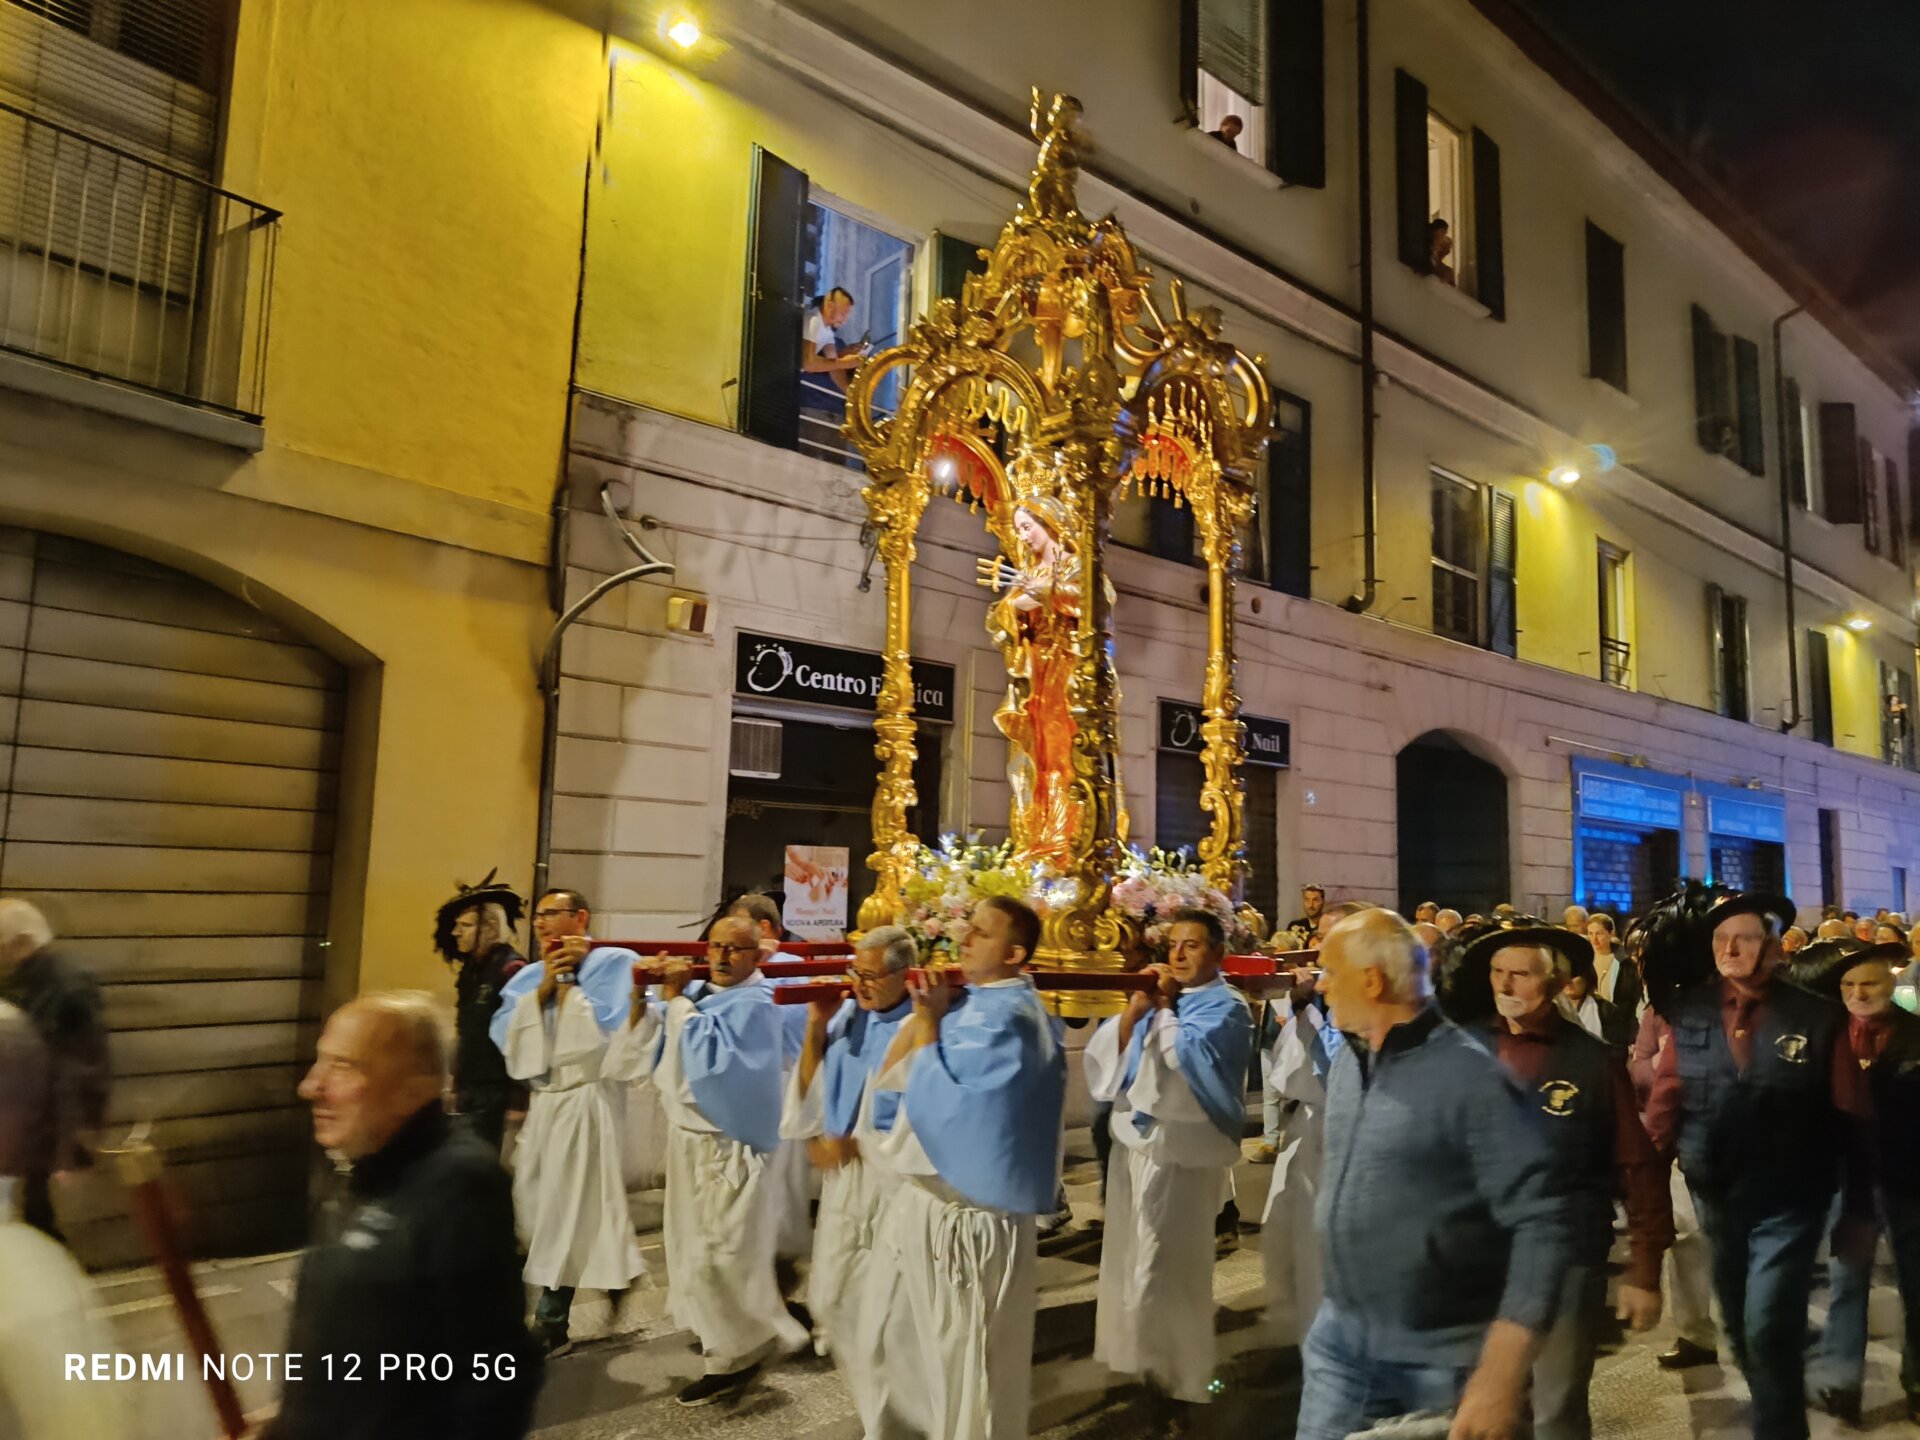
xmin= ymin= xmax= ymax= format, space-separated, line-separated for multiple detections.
xmin=502 ymin=988 xmax=552 ymax=1082
xmin=858 ymin=1052 xmax=936 ymax=1179
xmin=1123 ymin=1011 xmax=1214 ymax=1128
xmin=602 ymin=999 xmax=666 ymax=1085
xmin=780 ymin=1054 xmax=826 ymax=1141
xmin=549 ymin=985 xmax=611 ymax=1068
xmin=1271 ymin=1016 xmax=1321 ymax=1105
xmin=1083 ymin=1016 xmax=1126 ymax=1103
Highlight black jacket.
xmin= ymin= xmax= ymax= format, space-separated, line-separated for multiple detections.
xmin=1864 ymin=1007 xmax=1920 ymax=1199
xmin=452 ymin=944 xmax=524 ymax=1104
xmin=0 ymin=946 xmax=108 ymax=1173
xmin=266 ymin=1105 xmax=541 ymax=1440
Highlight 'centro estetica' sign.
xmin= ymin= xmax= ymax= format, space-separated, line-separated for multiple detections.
xmin=1156 ymin=700 xmax=1291 ymax=768
xmin=734 ymin=632 xmax=956 ymax=723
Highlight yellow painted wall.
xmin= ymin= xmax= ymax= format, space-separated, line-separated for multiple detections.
xmin=1827 ymin=626 xmax=1883 ymax=760
xmin=221 ymin=0 xmax=603 ymax=515
xmin=1512 ymin=480 xmax=1593 ymax=677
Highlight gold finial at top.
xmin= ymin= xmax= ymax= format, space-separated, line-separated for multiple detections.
xmin=1027 ymin=88 xmax=1085 ymax=224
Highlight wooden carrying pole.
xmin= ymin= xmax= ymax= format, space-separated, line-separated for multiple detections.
xmin=771 ymin=963 xmax=1306 ymax=1005
xmin=108 ymin=1137 xmax=248 ymax=1439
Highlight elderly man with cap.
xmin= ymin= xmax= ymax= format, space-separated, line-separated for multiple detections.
xmin=1445 ymin=916 xmax=1672 ymax=1440
xmin=270 ymin=992 xmax=541 ymax=1439
xmin=434 ymin=873 xmax=527 ymax=1151
xmin=1086 ymin=907 xmax=1256 ymax=1420
xmin=779 ymin=924 xmax=916 ymax=1429
xmin=1297 ymin=907 xmax=1576 ymax=1440
xmin=1642 ymin=887 xmax=1875 ymax=1440
xmin=1791 ymin=937 xmax=1920 ymax=1424
xmin=604 ymin=913 xmax=809 ymax=1405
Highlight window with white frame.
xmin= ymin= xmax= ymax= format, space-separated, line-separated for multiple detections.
xmin=1426 ymin=112 xmax=1463 ymax=287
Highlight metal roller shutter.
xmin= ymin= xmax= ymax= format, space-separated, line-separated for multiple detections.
xmin=0 ymin=526 xmax=341 ymax=1268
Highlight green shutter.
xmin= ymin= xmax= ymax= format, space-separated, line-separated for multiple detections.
xmin=738 ymin=147 xmax=809 ymax=448
xmin=1706 ymin=582 xmax=1726 ymax=716
xmin=1267 ymin=0 xmax=1325 ymax=186
xmin=1198 ymin=0 xmax=1268 ymax=101
xmin=1690 ymin=305 xmax=1731 ymax=456
xmin=1785 ymin=379 xmax=1807 ymax=507
xmin=1471 ymin=128 xmax=1504 ymax=320
xmin=1394 ymin=70 xmax=1429 ymax=271
xmin=1585 ymin=222 xmax=1627 ymax=390
xmin=1807 ymin=628 xmax=1834 ymax=746
xmin=1819 ymin=402 xmax=1862 ymax=524
xmin=1733 ymin=336 xmax=1764 ymax=474
xmin=1179 ymin=0 xmax=1200 ymax=121
xmin=1487 ymin=488 xmax=1516 ymax=657
xmin=932 ymin=231 xmax=986 ymax=305
xmin=1266 ymin=394 xmax=1312 ymax=598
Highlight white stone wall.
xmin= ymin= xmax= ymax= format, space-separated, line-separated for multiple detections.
xmin=556 ymin=399 xmax=1920 ymax=936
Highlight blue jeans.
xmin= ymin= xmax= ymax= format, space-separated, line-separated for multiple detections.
xmin=1693 ymin=1189 xmax=1826 ymax=1440
xmin=1815 ymin=1194 xmax=1920 ymax=1399
xmin=1296 ymin=1303 xmax=1472 ymax=1440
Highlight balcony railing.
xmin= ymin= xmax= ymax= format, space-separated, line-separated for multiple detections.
xmin=0 ymin=100 xmax=280 ymax=421
xmin=1600 ymin=636 xmax=1633 ymax=688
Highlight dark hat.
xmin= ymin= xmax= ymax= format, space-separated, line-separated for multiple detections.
xmin=1704 ymin=891 xmax=1798 ymax=936
xmin=1787 ymin=938 xmax=1908 ymax=1000
xmin=433 ymin=870 xmax=524 ymax=963
xmin=1441 ymin=914 xmax=1596 ymax=1025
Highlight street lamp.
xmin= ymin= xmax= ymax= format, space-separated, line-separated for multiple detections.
xmin=1844 ymin=614 xmax=1873 ymax=633
xmin=1547 ymin=464 xmax=1580 ymax=487
xmin=664 ymin=14 xmax=701 ymax=48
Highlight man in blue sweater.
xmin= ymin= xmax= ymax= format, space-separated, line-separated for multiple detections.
xmin=1298 ymin=908 xmax=1576 ymax=1440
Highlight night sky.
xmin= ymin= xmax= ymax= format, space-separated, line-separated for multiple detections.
xmin=1518 ymin=0 xmax=1920 ymax=385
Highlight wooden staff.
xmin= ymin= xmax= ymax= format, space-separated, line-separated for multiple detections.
xmin=631 ymin=957 xmax=853 ymax=987
xmin=604 ymin=939 xmax=854 ymax=959
xmin=106 ymin=1131 xmax=247 ymax=1439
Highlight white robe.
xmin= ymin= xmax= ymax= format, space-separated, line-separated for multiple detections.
xmin=1084 ymin=1001 xmax=1241 ymax=1403
xmin=782 ymin=1065 xmax=904 ymax=1433
xmin=1260 ymin=1003 xmax=1327 ymax=1344
xmin=855 ymin=1030 xmax=1040 ymax=1440
xmin=0 ymin=1180 xmax=127 ymax=1440
xmin=606 ymin=984 xmax=808 ymax=1374
xmin=502 ymin=984 xmax=646 ymax=1293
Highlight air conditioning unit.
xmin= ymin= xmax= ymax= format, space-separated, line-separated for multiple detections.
xmin=729 ymin=717 xmax=783 ymax=779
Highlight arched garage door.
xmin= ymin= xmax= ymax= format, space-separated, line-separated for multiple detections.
xmin=0 ymin=528 xmax=342 ymax=1267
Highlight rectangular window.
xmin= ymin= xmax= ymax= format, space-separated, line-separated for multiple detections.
xmin=1818 ymin=402 xmax=1863 ymax=524
xmin=1597 ymin=541 xmax=1631 ymax=687
xmin=1183 ymin=0 xmax=1326 ymax=185
xmin=1784 ymin=378 xmax=1814 ymax=510
xmin=1393 ymin=70 xmax=1503 ymax=316
xmin=1862 ymin=441 xmax=1884 ymax=555
xmin=1882 ymin=662 xmax=1917 ymax=770
xmin=1264 ymin=391 xmax=1312 ymax=597
xmin=1885 ymin=455 xmax=1906 ymax=569
xmin=1818 ymin=808 xmax=1842 ymax=909
xmin=1690 ymin=305 xmax=1733 ymax=458
xmin=1585 ymin=222 xmax=1627 ymax=392
xmin=1707 ymin=584 xmax=1750 ymax=722
xmin=1807 ymin=628 xmax=1834 ymax=746
xmin=1732 ymin=336 xmax=1765 ymax=474
xmin=1431 ymin=471 xmax=1482 ymax=645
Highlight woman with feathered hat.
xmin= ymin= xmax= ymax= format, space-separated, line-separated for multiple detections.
xmin=1636 ymin=883 xmax=1877 ymax=1440
xmin=434 ymin=872 xmax=528 ymax=1151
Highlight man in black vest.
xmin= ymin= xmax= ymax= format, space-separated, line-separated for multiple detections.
xmin=1643 ymin=891 xmax=1875 ymax=1440
xmin=1795 ymin=939 xmax=1920 ymax=1424
xmin=434 ymin=874 xmax=528 ymax=1152
xmin=1445 ymin=917 xmax=1672 ymax=1440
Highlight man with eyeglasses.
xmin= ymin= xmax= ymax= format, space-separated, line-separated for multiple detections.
xmin=604 ymin=913 xmax=808 ymax=1406
xmin=779 ymin=924 xmax=917 ymax=1432
xmin=489 ymin=888 xmax=645 ymax=1357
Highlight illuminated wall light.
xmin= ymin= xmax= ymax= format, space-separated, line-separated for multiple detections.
xmin=1844 ymin=614 xmax=1873 ymax=633
xmin=665 ymin=15 xmax=701 ymax=48
xmin=1547 ymin=465 xmax=1581 ymax=487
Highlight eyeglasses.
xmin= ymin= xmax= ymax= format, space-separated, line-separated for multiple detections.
xmin=848 ymin=968 xmax=895 ymax=984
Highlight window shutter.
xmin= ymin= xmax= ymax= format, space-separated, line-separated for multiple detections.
xmin=1266 ymin=0 xmax=1325 ymax=187
xmin=1784 ymin=379 xmax=1808 ymax=508
xmin=1888 ymin=456 xmax=1907 ymax=568
xmin=932 ymin=231 xmax=986 ymax=305
xmin=1148 ymin=495 xmax=1198 ymax=565
xmin=1471 ymin=128 xmax=1504 ymax=321
xmin=1729 ymin=596 xmax=1750 ymax=721
xmin=1584 ymin=222 xmax=1626 ymax=390
xmin=1910 ymin=427 xmax=1920 ymax=545
xmin=1817 ymin=402 xmax=1861 ymax=524
xmin=1197 ymin=0 xmax=1268 ymax=102
xmin=1807 ymin=628 xmax=1834 ymax=746
xmin=1732 ymin=337 xmax=1764 ymax=474
xmin=1394 ymin=69 xmax=1429 ymax=271
xmin=739 ymin=147 xmax=810 ymax=449
xmin=1706 ymin=583 xmax=1726 ymax=716
xmin=1179 ymin=0 xmax=1200 ymax=121
xmin=1155 ymin=750 xmax=1210 ymax=861
xmin=1266 ymin=397 xmax=1312 ymax=598
xmin=1883 ymin=661 xmax=1899 ymax=764
xmin=1690 ymin=306 xmax=1730 ymax=456
xmin=1487 ymin=488 xmax=1517 ymax=657
xmin=1860 ymin=438 xmax=1881 ymax=554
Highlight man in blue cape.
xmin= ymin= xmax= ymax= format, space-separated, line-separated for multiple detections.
xmin=779 ymin=923 xmax=916 ymax=1433
xmin=603 ymin=913 xmax=808 ymax=1406
xmin=1087 ymin=907 xmax=1255 ymax=1418
xmin=858 ymin=895 xmax=1065 ymax=1440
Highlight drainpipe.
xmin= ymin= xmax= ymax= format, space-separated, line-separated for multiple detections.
xmin=532 ymin=482 xmax=673 ymax=900
xmin=1343 ymin=0 xmax=1380 ymax=614
xmin=1773 ymin=305 xmax=1804 ymax=733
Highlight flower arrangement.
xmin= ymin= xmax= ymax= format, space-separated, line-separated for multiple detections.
xmin=897 ymin=835 xmax=1253 ymax=961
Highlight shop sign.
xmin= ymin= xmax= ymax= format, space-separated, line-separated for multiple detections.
xmin=1707 ymin=794 xmax=1786 ymax=844
xmin=735 ymin=632 xmax=956 ymax=723
xmin=1156 ymin=700 xmax=1290 ymax=768
xmin=1575 ymin=767 xmax=1683 ymax=830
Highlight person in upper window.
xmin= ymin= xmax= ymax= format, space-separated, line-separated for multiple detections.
xmin=801 ymin=288 xmax=865 ymax=396
xmin=1207 ymin=114 xmax=1245 ymax=151
xmin=1429 ymin=218 xmax=1456 ymax=284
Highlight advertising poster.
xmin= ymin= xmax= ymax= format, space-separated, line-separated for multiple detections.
xmin=783 ymin=844 xmax=850 ymax=939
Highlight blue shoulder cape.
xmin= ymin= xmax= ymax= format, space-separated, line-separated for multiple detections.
xmin=821 ymin=997 xmax=911 ymax=1137
xmin=675 ymin=979 xmax=784 ymax=1153
xmin=487 ymin=944 xmax=636 ymax=1055
xmin=905 ymin=980 xmax=1066 ymax=1215
xmin=1120 ymin=979 xmax=1256 ymax=1142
